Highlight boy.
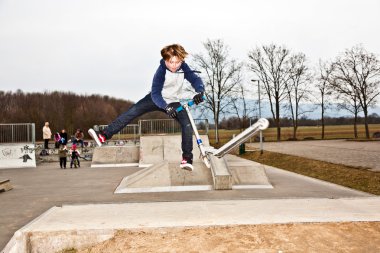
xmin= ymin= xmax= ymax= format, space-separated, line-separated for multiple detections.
xmin=89 ymin=44 xmax=204 ymax=171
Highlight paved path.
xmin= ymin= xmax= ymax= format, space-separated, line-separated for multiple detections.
xmin=248 ymin=140 xmax=380 ymax=171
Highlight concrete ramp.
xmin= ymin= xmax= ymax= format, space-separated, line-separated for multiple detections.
xmin=0 ymin=144 xmax=36 ymax=169
xmin=114 ymin=160 xmax=213 ymax=193
xmin=208 ymin=154 xmax=272 ymax=190
xmin=115 ymin=134 xmax=271 ymax=192
xmin=115 ymin=135 xmax=215 ymax=193
xmin=92 ymin=134 xmax=271 ymax=192
xmin=224 ymin=155 xmax=273 ymax=189
xmin=91 ymin=145 xmax=139 ymax=168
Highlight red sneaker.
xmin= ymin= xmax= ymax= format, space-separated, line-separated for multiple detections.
xmin=180 ymin=158 xmax=194 ymax=171
xmin=88 ymin=129 xmax=106 ymax=147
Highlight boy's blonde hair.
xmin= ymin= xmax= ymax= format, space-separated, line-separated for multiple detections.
xmin=161 ymin=44 xmax=188 ymax=61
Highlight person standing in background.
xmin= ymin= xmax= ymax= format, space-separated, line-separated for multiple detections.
xmin=59 ymin=129 xmax=68 ymax=146
xmin=42 ymin=122 xmax=52 ymax=149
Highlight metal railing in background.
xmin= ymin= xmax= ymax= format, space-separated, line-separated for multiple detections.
xmin=138 ymin=119 xmax=209 ymax=135
xmin=0 ymin=123 xmax=35 ymax=144
xmin=95 ymin=119 xmax=209 ymax=141
xmin=97 ymin=124 xmax=139 ymax=143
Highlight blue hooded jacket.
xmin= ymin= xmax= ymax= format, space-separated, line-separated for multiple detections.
xmin=150 ymin=59 xmax=205 ymax=109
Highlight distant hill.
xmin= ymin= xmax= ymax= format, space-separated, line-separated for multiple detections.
xmin=0 ymin=90 xmax=166 ymax=140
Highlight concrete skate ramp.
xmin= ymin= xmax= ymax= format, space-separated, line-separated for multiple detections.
xmin=224 ymin=155 xmax=273 ymax=189
xmin=114 ymin=160 xmax=213 ymax=193
xmin=139 ymin=135 xmax=209 ymax=166
xmin=91 ymin=145 xmax=139 ymax=168
xmin=0 ymin=144 xmax=36 ymax=169
xmin=117 ymin=134 xmax=271 ymax=192
xmin=115 ymin=135 xmax=213 ymax=193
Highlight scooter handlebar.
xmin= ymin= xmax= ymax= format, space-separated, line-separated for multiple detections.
xmin=176 ymin=96 xmax=206 ymax=112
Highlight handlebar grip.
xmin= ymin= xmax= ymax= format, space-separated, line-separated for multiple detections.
xmin=176 ymin=96 xmax=206 ymax=112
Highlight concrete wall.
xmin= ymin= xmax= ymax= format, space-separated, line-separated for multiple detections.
xmin=0 ymin=144 xmax=36 ymax=169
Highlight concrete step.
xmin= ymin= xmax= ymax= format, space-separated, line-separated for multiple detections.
xmin=91 ymin=145 xmax=139 ymax=168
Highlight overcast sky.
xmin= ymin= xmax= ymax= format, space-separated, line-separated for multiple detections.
xmin=1 ymin=0 xmax=380 ymax=102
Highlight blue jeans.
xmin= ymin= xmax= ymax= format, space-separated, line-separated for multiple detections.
xmin=104 ymin=93 xmax=193 ymax=160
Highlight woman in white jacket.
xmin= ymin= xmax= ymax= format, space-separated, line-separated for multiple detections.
xmin=42 ymin=122 xmax=52 ymax=149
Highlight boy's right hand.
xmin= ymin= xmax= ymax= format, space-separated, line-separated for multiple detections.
xmin=165 ymin=104 xmax=178 ymax=118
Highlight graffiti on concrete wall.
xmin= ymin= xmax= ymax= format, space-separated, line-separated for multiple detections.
xmin=0 ymin=144 xmax=36 ymax=168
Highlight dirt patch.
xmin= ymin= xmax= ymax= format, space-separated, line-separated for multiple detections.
xmin=75 ymin=222 xmax=380 ymax=253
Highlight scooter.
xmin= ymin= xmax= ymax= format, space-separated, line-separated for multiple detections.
xmin=176 ymin=99 xmax=212 ymax=168
xmin=177 ymin=97 xmax=269 ymax=169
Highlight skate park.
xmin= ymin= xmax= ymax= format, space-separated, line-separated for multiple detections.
xmin=1 ymin=121 xmax=380 ymax=252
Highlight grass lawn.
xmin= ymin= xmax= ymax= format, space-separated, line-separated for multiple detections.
xmin=239 ymin=150 xmax=380 ymax=195
xmin=208 ymin=124 xmax=380 ymax=144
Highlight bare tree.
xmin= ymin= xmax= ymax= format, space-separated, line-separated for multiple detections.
xmin=286 ymin=53 xmax=314 ymax=139
xmin=248 ymin=44 xmax=292 ymax=141
xmin=327 ymin=66 xmax=362 ymax=138
xmin=329 ymin=45 xmax=380 ymax=138
xmin=229 ymin=81 xmax=256 ymax=130
xmin=316 ymin=60 xmax=334 ymax=139
xmin=337 ymin=95 xmax=362 ymax=138
xmin=192 ymin=39 xmax=243 ymax=143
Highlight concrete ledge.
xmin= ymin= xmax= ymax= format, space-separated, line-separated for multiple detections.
xmin=209 ymin=155 xmax=232 ymax=190
xmin=4 ymin=197 xmax=380 ymax=253
xmin=115 ymin=185 xmax=213 ymax=193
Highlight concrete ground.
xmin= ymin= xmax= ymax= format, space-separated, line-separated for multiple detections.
xmin=248 ymin=139 xmax=380 ymax=171
xmin=0 ymin=157 xmax=373 ymax=250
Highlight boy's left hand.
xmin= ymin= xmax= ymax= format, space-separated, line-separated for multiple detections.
xmin=193 ymin=92 xmax=204 ymax=105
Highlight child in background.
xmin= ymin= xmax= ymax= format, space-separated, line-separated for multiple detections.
xmin=54 ymin=132 xmax=61 ymax=148
xmin=58 ymin=145 xmax=68 ymax=169
xmin=70 ymin=144 xmax=81 ymax=168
